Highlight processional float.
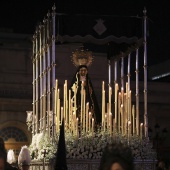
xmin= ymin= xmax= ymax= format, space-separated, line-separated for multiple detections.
xmin=26 ymin=5 xmax=156 ymax=162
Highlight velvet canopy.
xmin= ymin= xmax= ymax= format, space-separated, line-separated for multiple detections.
xmin=56 ymin=13 xmax=144 ymax=59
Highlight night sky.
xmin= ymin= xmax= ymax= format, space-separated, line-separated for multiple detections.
xmin=0 ymin=0 xmax=170 ymax=67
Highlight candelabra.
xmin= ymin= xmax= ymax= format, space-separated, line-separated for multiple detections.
xmin=148 ymin=123 xmax=168 ymax=160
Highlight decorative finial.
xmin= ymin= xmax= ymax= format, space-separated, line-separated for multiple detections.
xmin=52 ymin=4 xmax=56 ymax=11
xmin=52 ymin=4 xmax=56 ymax=17
xmin=71 ymin=47 xmax=94 ymax=67
xmin=47 ymin=11 xmax=50 ymax=18
xmin=143 ymin=7 xmax=147 ymax=16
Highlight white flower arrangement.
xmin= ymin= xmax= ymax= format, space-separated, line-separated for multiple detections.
xmin=29 ymin=129 xmax=156 ymax=161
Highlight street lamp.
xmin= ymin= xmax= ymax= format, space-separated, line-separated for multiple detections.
xmin=148 ymin=123 xmax=168 ymax=160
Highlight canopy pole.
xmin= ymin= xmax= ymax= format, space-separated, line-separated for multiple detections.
xmin=135 ymin=49 xmax=139 ymax=136
xmin=108 ymin=59 xmax=111 ymax=86
xmin=143 ymin=7 xmax=148 ymax=138
xmin=52 ymin=4 xmax=56 ymax=143
xmin=121 ymin=53 xmax=124 ymax=89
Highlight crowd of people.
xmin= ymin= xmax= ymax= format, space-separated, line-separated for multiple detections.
xmin=0 ymin=137 xmax=31 ymax=170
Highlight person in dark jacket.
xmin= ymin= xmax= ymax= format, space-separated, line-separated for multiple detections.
xmin=0 ymin=137 xmax=18 ymax=170
xmin=99 ymin=142 xmax=134 ymax=170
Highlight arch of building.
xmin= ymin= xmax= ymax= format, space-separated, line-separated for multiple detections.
xmin=0 ymin=121 xmax=32 ymax=156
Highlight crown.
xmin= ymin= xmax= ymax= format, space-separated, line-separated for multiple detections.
xmin=71 ymin=47 xmax=93 ymax=67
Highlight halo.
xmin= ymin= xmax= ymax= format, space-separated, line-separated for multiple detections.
xmin=71 ymin=47 xmax=94 ymax=67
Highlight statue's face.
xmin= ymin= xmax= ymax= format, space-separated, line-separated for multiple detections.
xmin=79 ymin=67 xmax=88 ymax=77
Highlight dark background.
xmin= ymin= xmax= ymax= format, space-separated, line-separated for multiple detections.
xmin=0 ymin=0 xmax=170 ymax=67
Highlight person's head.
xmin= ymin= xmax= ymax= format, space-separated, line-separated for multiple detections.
xmin=158 ymin=160 xmax=165 ymax=168
xmin=99 ymin=143 xmax=134 ymax=170
xmin=18 ymin=146 xmax=31 ymax=170
xmin=78 ymin=65 xmax=88 ymax=77
xmin=7 ymin=149 xmax=16 ymax=164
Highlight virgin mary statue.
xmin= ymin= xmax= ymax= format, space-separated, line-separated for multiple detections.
xmin=70 ymin=47 xmax=101 ymax=127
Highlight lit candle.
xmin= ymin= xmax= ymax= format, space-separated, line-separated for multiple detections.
xmin=115 ymin=83 xmax=118 ymax=125
xmin=63 ymin=83 xmax=66 ymax=121
xmin=128 ymin=121 xmax=131 ymax=142
xmin=55 ymin=117 xmax=58 ymax=132
xmin=124 ymin=93 xmax=127 ymax=132
xmin=126 ymin=82 xmax=128 ymax=93
xmin=102 ymin=80 xmax=105 ymax=127
xmin=118 ymin=92 xmax=121 ymax=133
xmin=132 ymin=105 xmax=135 ymax=135
xmin=57 ymin=98 xmax=60 ymax=132
xmin=121 ymin=87 xmax=124 ymax=105
xmin=109 ymin=86 xmax=112 ymax=114
xmin=76 ymin=118 xmax=79 ymax=137
xmin=55 ymin=79 xmax=58 ymax=114
xmin=110 ymin=112 xmax=112 ymax=135
xmin=65 ymin=80 xmax=68 ymax=127
xmin=140 ymin=123 xmax=143 ymax=140
xmin=72 ymin=112 xmax=75 ymax=134
xmin=68 ymin=90 xmax=71 ymax=131
xmin=129 ymin=90 xmax=132 ymax=122
xmin=121 ymin=104 xmax=123 ymax=134
xmin=81 ymin=81 xmax=84 ymax=124
xmin=104 ymin=114 xmax=106 ymax=132
xmin=107 ymin=103 xmax=109 ymax=129
xmin=86 ymin=103 xmax=89 ymax=133
xmin=70 ymin=100 xmax=73 ymax=131
xmin=89 ymin=112 xmax=91 ymax=132
xmin=92 ymin=118 xmax=94 ymax=136
xmin=83 ymin=89 xmax=86 ymax=131
xmin=61 ymin=107 xmax=63 ymax=123
xmin=74 ymin=84 xmax=77 ymax=115
xmin=55 ymin=86 xmax=58 ymax=132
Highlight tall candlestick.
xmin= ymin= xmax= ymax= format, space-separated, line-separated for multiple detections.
xmin=68 ymin=90 xmax=71 ymax=131
xmin=121 ymin=87 xmax=124 ymax=105
xmin=61 ymin=107 xmax=63 ymax=123
xmin=83 ymin=89 xmax=86 ymax=131
xmin=81 ymin=81 xmax=84 ymax=124
xmin=129 ymin=90 xmax=132 ymax=122
xmin=55 ymin=80 xmax=58 ymax=132
xmin=63 ymin=84 xmax=66 ymax=121
xmin=110 ymin=112 xmax=112 ymax=135
xmin=121 ymin=104 xmax=123 ymax=134
xmin=76 ymin=118 xmax=79 ymax=138
xmin=70 ymin=100 xmax=73 ymax=132
xmin=86 ymin=103 xmax=89 ymax=133
xmin=118 ymin=92 xmax=121 ymax=133
xmin=57 ymin=98 xmax=60 ymax=132
xmin=92 ymin=118 xmax=94 ymax=136
xmin=72 ymin=112 xmax=75 ymax=135
xmin=132 ymin=105 xmax=135 ymax=135
xmin=89 ymin=112 xmax=91 ymax=132
xmin=109 ymin=86 xmax=112 ymax=114
xmin=102 ymin=81 xmax=105 ymax=127
xmin=74 ymin=84 xmax=77 ymax=115
xmin=115 ymin=83 xmax=118 ymax=125
xmin=140 ymin=123 xmax=143 ymax=140
xmin=107 ymin=103 xmax=109 ymax=129
xmin=65 ymin=80 xmax=68 ymax=127
xmin=128 ymin=121 xmax=131 ymax=142
xmin=104 ymin=114 xmax=106 ymax=132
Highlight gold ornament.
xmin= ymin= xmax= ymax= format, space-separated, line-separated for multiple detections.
xmin=71 ymin=47 xmax=93 ymax=67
